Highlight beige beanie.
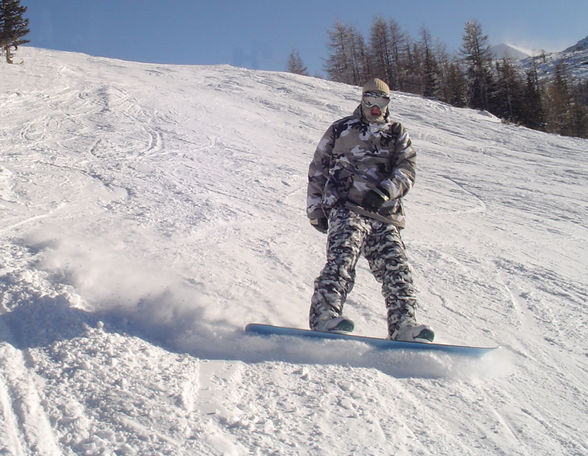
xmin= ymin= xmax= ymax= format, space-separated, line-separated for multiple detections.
xmin=362 ymin=78 xmax=390 ymax=96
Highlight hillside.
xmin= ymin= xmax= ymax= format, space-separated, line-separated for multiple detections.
xmin=0 ymin=47 xmax=586 ymax=455
xmin=521 ymin=35 xmax=588 ymax=81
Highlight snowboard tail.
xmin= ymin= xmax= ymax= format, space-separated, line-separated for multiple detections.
xmin=245 ymin=323 xmax=498 ymax=357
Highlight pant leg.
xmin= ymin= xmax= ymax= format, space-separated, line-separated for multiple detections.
xmin=309 ymin=207 xmax=368 ymax=329
xmin=362 ymin=222 xmax=418 ymax=337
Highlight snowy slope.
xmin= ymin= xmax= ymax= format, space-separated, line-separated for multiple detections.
xmin=0 ymin=47 xmax=586 ymax=455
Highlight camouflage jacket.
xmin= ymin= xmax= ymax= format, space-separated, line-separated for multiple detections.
xmin=307 ymin=105 xmax=416 ymax=228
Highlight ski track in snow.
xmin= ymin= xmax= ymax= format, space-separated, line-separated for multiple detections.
xmin=0 ymin=47 xmax=586 ymax=455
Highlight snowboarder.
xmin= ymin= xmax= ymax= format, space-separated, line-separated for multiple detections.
xmin=307 ymin=78 xmax=434 ymax=342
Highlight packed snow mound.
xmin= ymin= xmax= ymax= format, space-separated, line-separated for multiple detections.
xmin=0 ymin=47 xmax=586 ymax=455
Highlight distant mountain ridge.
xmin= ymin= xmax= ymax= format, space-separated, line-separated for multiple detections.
xmin=519 ymin=35 xmax=588 ymax=81
xmin=564 ymin=35 xmax=588 ymax=52
xmin=490 ymin=43 xmax=533 ymax=60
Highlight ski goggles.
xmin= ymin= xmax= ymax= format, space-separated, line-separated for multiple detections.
xmin=362 ymin=91 xmax=390 ymax=109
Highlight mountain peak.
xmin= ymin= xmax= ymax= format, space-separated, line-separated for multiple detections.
xmin=563 ymin=35 xmax=588 ymax=52
xmin=490 ymin=43 xmax=532 ymax=60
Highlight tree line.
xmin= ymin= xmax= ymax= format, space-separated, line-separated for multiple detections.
xmin=3 ymin=1 xmax=586 ymax=138
xmin=288 ymin=18 xmax=588 ymax=139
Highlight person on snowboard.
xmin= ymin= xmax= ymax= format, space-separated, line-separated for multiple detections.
xmin=306 ymin=78 xmax=434 ymax=342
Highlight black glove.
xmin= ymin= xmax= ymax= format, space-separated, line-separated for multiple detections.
xmin=362 ymin=186 xmax=390 ymax=211
xmin=310 ymin=217 xmax=328 ymax=233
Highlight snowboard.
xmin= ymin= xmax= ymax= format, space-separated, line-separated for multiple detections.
xmin=245 ymin=323 xmax=498 ymax=357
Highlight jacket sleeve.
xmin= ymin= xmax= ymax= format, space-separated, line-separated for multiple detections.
xmin=307 ymin=125 xmax=335 ymax=220
xmin=380 ymin=123 xmax=416 ymax=200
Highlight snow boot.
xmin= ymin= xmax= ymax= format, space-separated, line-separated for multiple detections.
xmin=315 ymin=316 xmax=355 ymax=333
xmin=391 ymin=321 xmax=434 ymax=342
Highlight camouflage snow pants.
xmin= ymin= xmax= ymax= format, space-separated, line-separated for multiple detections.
xmin=309 ymin=206 xmax=418 ymax=337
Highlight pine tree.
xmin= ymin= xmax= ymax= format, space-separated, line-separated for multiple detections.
xmin=445 ymin=62 xmax=468 ymax=107
xmin=460 ymin=20 xmax=494 ymax=111
xmin=434 ymin=40 xmax=451 ymax=103
xmin=545 ymin=61 xmax=573 ymax=135
xmin=521 ymin=65 xmax=546 ymax=131
xmin=287 ymin=49 xmax=309 ymax=76
xmin=576 ymin=80 xmax=588 ymax=107
xmin=420 ymin=28 xmax=440 ymax=99
xmin=402 ymin=40 xmax=423 ymax=95
xmin=569 ymin=83 xmax=588 ymax=138
xmin=0 ymin=0 xmax=30 ymax=64
xmin=494 ymin=58 xmax=525 ymax=123
xmin=541 ymin=63 xmax=588 ymax=138
xmin=574 ymin=80 xmax=588 ymax=138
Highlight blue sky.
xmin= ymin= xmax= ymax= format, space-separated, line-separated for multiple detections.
xmin=22 ymin=0 xmax=588 ymax=76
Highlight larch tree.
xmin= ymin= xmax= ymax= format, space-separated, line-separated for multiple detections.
xmin=287 ymin=49 xmax=309 ymax=76
xmin=460 ymin=19 xmax=494 ymax=110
